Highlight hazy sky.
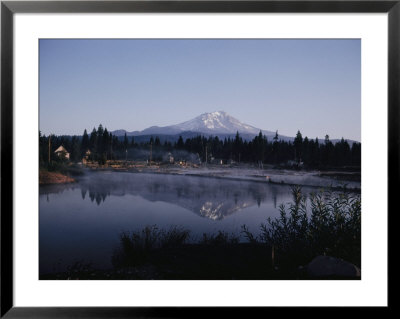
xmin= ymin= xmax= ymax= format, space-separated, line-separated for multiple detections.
xmin=39 ymin=39 xmax=361 ymax=141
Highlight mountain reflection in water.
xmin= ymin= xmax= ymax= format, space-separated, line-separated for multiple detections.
xmin=40 ymin=172 xmax=296 ymax=221
xmin=40 ymin=171 xmax=334 ymax=274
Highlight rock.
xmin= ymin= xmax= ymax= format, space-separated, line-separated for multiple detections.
xmin=306 ymin=255 xmax=361 ymax=278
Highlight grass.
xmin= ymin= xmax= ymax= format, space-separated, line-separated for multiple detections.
xmin=199 ymin=230 xmax=240 ymax=245
xmin=111 ymin=225 xmax=190 ymax=268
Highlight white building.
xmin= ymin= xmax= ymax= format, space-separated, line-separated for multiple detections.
xmin=54 ymin=145 xmax=70 ymax=160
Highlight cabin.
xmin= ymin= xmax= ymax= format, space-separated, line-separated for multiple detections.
xmin=54 ymin=145 xmax=70 ymax=160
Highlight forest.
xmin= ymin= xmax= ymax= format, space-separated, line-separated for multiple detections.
xmin=39 ymin=124 xmax=361 ymax=169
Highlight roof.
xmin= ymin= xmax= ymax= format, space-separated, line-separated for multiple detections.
xmin=54 ymin=145 xmax=69 ymax=153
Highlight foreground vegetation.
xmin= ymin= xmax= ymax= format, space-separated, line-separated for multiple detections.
xmin=243 ymin=186 xmax=361 ymax=268
xmin=40 ymin=187 xmax=361 ymax=280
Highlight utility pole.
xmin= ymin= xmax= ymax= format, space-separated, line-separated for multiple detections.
xmin=48 ymin=135 xmax=51 ymax=163
xmin=150 ymin=142 xmax=152 ymax=164
xmin=205 ymin=145 xmax=207 ymax=166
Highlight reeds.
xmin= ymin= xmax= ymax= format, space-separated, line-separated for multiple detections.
xmin=257 ymin=186 xmax=361 ymax=267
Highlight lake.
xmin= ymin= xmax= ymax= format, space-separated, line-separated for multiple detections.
xmin=39 ymin=171 xmax=342 ymax=274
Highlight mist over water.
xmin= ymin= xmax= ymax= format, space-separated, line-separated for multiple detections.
xmin=39 ymin=171 xmax=341 ymax=274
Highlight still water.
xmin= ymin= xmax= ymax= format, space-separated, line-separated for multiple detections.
xmin=40 ymin=171 xmax=320 ymax=274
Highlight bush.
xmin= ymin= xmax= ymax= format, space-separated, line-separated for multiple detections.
xmin=258 ymin=186 xmax=361 ymax=267
xmin=199 ymin=231 xmax=240 ymax=245
xmin=112 ymin=225 xmax=190 ymax=267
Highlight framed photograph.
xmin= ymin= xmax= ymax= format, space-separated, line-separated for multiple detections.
xmin=1 ymin=0 xmax=395 ymax=316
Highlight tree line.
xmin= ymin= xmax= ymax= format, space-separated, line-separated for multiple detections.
xmin=39 ymin=125 xmax=361 ymax=169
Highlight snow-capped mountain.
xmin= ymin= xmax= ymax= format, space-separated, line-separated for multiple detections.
xmin=169 ymin=111 xmax=269 ymax=135
xmin=115 ymin=111 xmax=275 ymax=137
xmin=111 ymin=110 xmax=358 ymax=144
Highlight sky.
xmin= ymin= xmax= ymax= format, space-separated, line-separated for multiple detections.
xmin=39 ymin=39 xmax=361 ymax=141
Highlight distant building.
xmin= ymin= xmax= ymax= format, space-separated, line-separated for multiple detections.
xmin=211 ymin=158 xmax=224 ymax=165
xmin=82 ymin=149 xmax=91 ymax=164
xmin=286 ymin=160 xmax=304 ymax=168
xmin=162 ymin=152 xmax=174 ymax=164
xmin=167 ymin=153 xmax=174 ymax=164
xmin=54 ymin=145 xmax=70 ymax=160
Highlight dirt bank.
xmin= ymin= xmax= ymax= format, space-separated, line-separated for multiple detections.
xmin=39 ymin=170 xmax=75 ymax=185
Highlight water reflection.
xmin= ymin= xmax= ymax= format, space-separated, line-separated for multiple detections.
xmin=40 ymin=172 xmax=295 ymax=220
xmin=39 ymin=171 xmax=360 ymax=274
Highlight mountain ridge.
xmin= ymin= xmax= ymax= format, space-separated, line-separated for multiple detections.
xmin=111 ymin=111 xmax=358 ymax=144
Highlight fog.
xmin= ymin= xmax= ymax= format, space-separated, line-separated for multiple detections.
xmin=41 ymin=171 xmax=314 ymax=220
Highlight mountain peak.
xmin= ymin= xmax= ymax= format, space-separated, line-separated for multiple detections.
xmin=208 ymin=110 xmax=227 ymax=116
xmin=172 ymin=111 xmax=259 ymax=134
xmin=198 ymin=111 xmax=229 ymax=121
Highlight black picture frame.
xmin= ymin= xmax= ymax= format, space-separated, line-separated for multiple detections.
xmin=1 ymin=0 xmax=396 ymax=317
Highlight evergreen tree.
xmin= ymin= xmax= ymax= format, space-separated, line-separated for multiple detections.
xmin=97 ymin=124 xmax=104 ymax=155
xmin=273 ymin=130 xmax=279 ymax=142
xmin=70 ymin=136 xmax=81 ymax=162
xmin=89 ymin=127 xmax=98 ymax=155
xmin=81 ymin=129 xmax=89 ymax=155
xmin=176 ymin=135 xmax=184 ymax=149
xmin=254 ymin=131 xmax=265 ymax=165
xmin=123 ymin=132 xmax=129 ymax=150
xmin=293 ymin=130 xmax=303 ymax=162
xmin=233 ymin=131 xmax=243 ymax=162
xmin=322 ymin=134 xmax=334 ymax=166
xmin=103 ymin=128 xmax=110 ymax=159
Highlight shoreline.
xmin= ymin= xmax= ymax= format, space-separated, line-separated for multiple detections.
xmin=38 ymin=161 xmax=361 ymax=192
xmin=82 ymin=162 xmax=361 ymax=192
xmin=39 ymin=169 xmax=75 ymax=185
